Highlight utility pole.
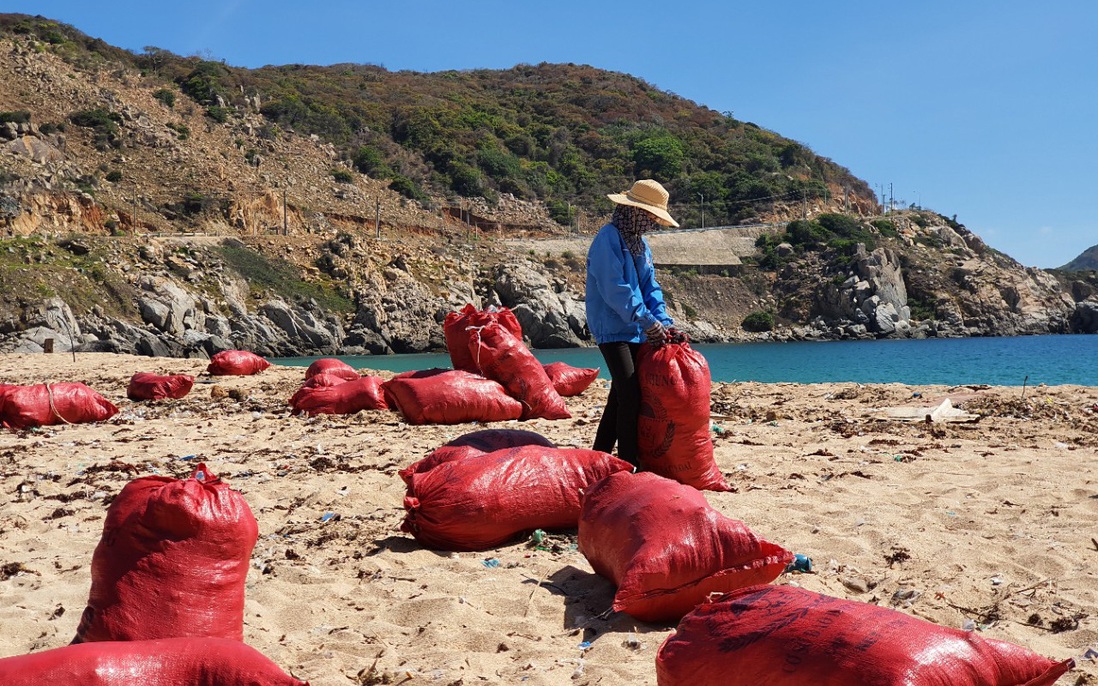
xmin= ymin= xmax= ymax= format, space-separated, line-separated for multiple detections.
xmin=375 ymin=198 xmax=381 ymax=239
xmin=889 ymin=183 xmax=894 ymax=213
xmin=697 ymin=193 xmax=705 ymax=229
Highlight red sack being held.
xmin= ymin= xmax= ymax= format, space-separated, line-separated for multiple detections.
xmin=399 ymin=428 xmax=556 ymax=487
xmin=468 ymin=320 xmax=570 ymax=420
xmin=381 ymin=369 xmax=523 ymax=425
xmin=206 ymin=349 xmax=270 ymax=376
xmin=543 ymin=361 xmax=600 ymax=397
xmin=126 ymin=372 xmax=195 ymax=401
xmin=0 ymin=637 xmax=308 ymax=686
xmin=655 ymin=584 xmax=1074 ymax=686
xmin=578 ymin=471 xmax=792 ymax=623
xmin=73 ymin=464 xmax=258 ymax=643
xmin=444 ymin=303 xmax=523 ymax=373
xmin=402 ymin=445 xmax=633 ymax=551
xmin=0 ymin=382 xmax=118 ymax=430
xmin=637 ymin=340 xmax=730 ymax=491
xmin=304 ymin=357 xmax=359 ymax=381
xmin=289 ymin=375 xmax=388 ymax=416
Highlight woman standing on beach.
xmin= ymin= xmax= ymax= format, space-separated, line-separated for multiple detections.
xmin=585 ymin=179 xmax=678 ymax=468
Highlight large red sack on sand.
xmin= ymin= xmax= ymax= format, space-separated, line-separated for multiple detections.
xmin=543 ymin=361 xmax=600 ymax=397
xmin=402 ymin=445 xmax=633 ymax=551
xmin=444 ymin=303 xmax=523 ymax=373
xmin=381 ymin=369 xmax=523 ymax=425
xmin=399 ymin=428 xmax=556 ymax=487
xmin=468 ymin=320 xmax=570 ymax=420
xmin=655 ymin=584 xmax=1074 ymax=686
xmin=206 ymin=349 xmax=270 ymax=376
xmin=0 ymin=637 xmax=308 ymax=685
xmin=578 ymin=471 xmax=791 ymax=623
xmin=637 ymin=341 xmax=729 ymax=491
xmin=126 ymin=372 xmax=194 ymax=401
xmin=73 ymin=464 xmax=258 ymax=643
xmin=304 ymin=357 xmax=359 ymax=381
xmin=289 ymin=375 xmax=388 ymax=416
xmin=0 ymin=382 xmax=118 ymax=430
xmin=299 ymin=371 xmax=351 ymax=390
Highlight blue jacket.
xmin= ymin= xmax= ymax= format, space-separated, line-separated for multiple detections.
xmin=585 ymin=222 xmax=673 ymax=344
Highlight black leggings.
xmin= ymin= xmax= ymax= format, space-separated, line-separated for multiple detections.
xmin=593 ymin=341 xmax=642 ymax=467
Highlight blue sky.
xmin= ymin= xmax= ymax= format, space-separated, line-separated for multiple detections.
xmin=5 ymin=1 xmax=1095 ymax=268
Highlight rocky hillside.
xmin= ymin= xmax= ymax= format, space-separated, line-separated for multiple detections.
xmin=1061 ymin=245 xmax=1098 ymax=271
xmin=0 ymin=26 xmax=1095 ymax=360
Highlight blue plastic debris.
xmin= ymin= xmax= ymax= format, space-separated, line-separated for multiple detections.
xmin=481 ymin=558 xmax=500 ymax=568
xmin=785 ymin=553 xmax=813 ymax=573
xmin=320 ymin=512 xmax=337 ymax=523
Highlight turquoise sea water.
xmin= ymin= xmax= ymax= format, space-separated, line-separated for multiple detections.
xmin=275 ymin=334 xmax=1097 ymax=386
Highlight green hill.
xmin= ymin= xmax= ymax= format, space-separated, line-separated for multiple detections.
xmin=0 ymin=12 xmax=877 ymax=228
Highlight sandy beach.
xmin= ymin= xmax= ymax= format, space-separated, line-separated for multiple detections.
xmin=0 ymin=351 xmax=1095 ymax=685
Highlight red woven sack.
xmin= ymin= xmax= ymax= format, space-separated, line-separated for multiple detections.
xmin=0 ymin=637 xmax=308 ymax=685
xmin=637 ymin=341 xmax=729 ymax=491
xmin=206 ymin=349 xmax=270 ymax=376
xmin=444 ymin=303 xmax=523 ymax=373
xmin=402 ymin=445 xmax=633 ymax=551
xmin=543 ymin=361 xmax=600 ymax=397
xmin=655 ymin=584 xmax=1074 ymax=686
xmin=381 ymin=369 xmax=523 ymax=425
xmin=289 ymin=375 xmax=388 ymax=416
xmin=72 ymin=464 xmax=258 ymax=643
xmin=0 ymin=382 xmax=118 ymax=430
xmin=304 ymin=357 xmax=359 ymax=381
xmin=578 ymin=471 xmax=792 ymax=623
xmin=399 ymin=428 xmax=556 ymax=486
xmin=299 ymin=371 xmax=351 ymax=390
xmin=126 ymin=372 xmax=195 ymax=401
xmin=468 ymin=320 xmax=570 ymax=420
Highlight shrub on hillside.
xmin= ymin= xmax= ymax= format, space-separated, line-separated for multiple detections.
xmin=742 ymin=311 xmax=775 ymax=332
xmin=69 ymin=108 xmax=122 ymax=150
xmin=152 ymin=88 xmax=176 ymax=108
xmin=0 ymin=110 xmax=31 ymax=124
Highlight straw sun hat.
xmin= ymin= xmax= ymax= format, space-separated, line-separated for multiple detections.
xmin=607 ymin=179 xmax=679 ymax=228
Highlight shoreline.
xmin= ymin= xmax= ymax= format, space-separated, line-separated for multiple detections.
xmin=1 ymin=352 xmax=1095 ymax=685
xmin=274 ymin=334 xmax=1098 ymax=388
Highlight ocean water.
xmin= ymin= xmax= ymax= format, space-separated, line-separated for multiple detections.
xmin=276 ymin=334 xmax=1098 ymax=387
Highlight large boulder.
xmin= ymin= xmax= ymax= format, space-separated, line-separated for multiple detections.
xmin=351 ymin=263 xmax=448 ymax=354
xmin=490 ymin=260 xmax=587 ymax=348
xmin=136 ymin=276 xmax=204 ymax=336
xmin=258 ymin=298 xmax=344 ymax=353
xmin=1071 ymin=300 xmax=1098 ymax=333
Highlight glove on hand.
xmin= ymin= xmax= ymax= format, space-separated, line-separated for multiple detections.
xmin=645 ymin=321 xmax=666 ymax=347
xmin=667 ymin=327 xmax=688 ymax=344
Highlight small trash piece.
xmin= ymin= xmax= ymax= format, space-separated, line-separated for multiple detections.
xmin=320 ymin=512 xmax=337 ymax=523
xmin=785 ymin=553 xmax=813 ymax=574
xmin=482 ymin=558 xmax=500 ymax=568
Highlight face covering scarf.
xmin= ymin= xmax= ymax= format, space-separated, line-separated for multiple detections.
xmin=612 ymin=204 xmax=661 ymax=257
